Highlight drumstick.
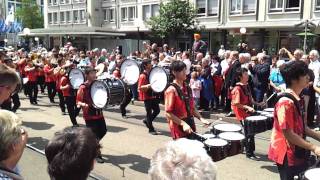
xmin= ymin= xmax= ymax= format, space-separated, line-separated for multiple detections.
xmin=150 ymin=80 xmax=158 ymax=85
xmin=266 ymin=92 xmax=277 ymax=103
xmin=205 ymin=118 xmax=223 ymax=128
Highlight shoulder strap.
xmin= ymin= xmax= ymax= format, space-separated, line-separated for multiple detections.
xmin=170 ymin=83 xmax=192 ymax=119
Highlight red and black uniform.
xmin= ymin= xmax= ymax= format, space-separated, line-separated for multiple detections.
xmin=138 ymin=71 xmax=160 ymax=133
xmin=231 ymin=83 xmax=255 ymax=157
xmin=76 ymin=81 xmax=107 ymax=140
xmin=36 ymin=65 xmax=45 ymax=93
xmin=55 ymin=69 xmax=66 ymax=114
xmin=25 ymin=64 xmax=38 ymax=104
xmin=60 ymin=75 xmax=78 ymax=126
xmin=44 ymin=64 xmax=56 ymax=102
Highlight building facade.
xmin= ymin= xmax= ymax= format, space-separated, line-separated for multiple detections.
xmin=33 ymin=0 xmax=320 ymax=55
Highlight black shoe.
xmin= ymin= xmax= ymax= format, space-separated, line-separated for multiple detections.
xmin=143 ymin=120 xmax=150 ymax=128
xmin=62 ymin=112 xmax=67 ymax=115
xmin=225 ymin=112 xmax=235 ymax=117
xmin=33 ymin=101 xmax=38 ymax=105
xmin=50 ymin=100 xmax=55 ymax=103
xmin=149 ymin=131 xmax=159 ymax=135
xmin=246 ymin=154 xmax=260 ymax=161
xmin=96 ymin=156 xmax=104 ymax=164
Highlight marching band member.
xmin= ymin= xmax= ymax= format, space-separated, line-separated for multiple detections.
xmin=54 ymin=58 xmax=67 ymax=115
xmin=43 ymin=58 xmax=57 ymax=103
xmin=268 ymin=60 xmax=320 ymax=180
xmin=231 ymin=68 xmax=263 ymax=160
xmin=25 ymin=58 xmax=38 ymax=105
xmin=165 ymin=61 xmax=210 ymax=139
xmin=138 ymin=59 xmax=160 ymax=135
xmin=76 ymin=67 xmax=106 ymax=163
xmin=60 ymin=68 xmax=78 ymax=127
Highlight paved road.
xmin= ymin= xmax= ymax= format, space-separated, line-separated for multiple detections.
xmin=14 ymin=93 xmax=317 ymax=180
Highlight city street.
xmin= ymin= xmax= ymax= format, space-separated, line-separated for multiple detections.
xmin=14 ymin=93 xmax=297 ymax=180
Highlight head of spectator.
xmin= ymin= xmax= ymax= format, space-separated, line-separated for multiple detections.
xmin=196 ymin=53 xmax=203 ymax=62
xmin=239 ymin=53 xmax=247 ymax=64
xmin=271 ymin=55 xmax=278 ymax=68
xmin=211 ymin=54 xmax=220 ymax=63
xmin=163 ymin=44 xmax=169 ymax=52
xmin=301 ymin=54 xmax=310 ymax=65
xmin=230 ymin=51 xmax=239 ymax=61
xmin=0 ymin=110 xmax=27 ymax=179
xmin=101 ymin=49 xmax=107 ymax=57
xmin=159 ymin=53 xmax=165 ymax=62
xmin=148 ymin=138 xmax=217 ymax=180
xmin=0 ymin=64 xmax=20 ymax=105
xmin=293 ymin=49 xmax=303 ymax=61
xmin=251 ymin=56 xmax=259 ymax=66
xmin=45 ymin=127 xmax=101 ymax=180
xmin=182 ymin=51 xmax=190 ymax=60
xmin=257 ymin=53 xmax=267 ymax=64
xmin=108 ymin=54 xmax=116 ymax=62
xmin=194 ymin=33 xmax=201 ymax=41
xmin=191 ymin=71 xmax=198 ymax=80
xmin=92 ymin=48 xmax=100 ymax=57
xmin=201 ymin=57 xmax=210 ymax=68
xmin=309 ymin=50 xmax=319 ymax=62
xmin=151 ymin=43 xmax=158 ymax=51
xmin=280 ymin=60 xmax=309 ymax=89
xmin=224 ymin=50 xmax=231 ymax=60
xmin=151 ymin=54 xmax=159 ymax=66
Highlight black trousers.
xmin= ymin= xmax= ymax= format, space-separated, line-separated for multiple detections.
xmin=64 ymin=96 xmax=78 ymax=126
xmin=241 ymin=121 xmax=255 ymax=156
xmin=85 ymin=118 xmax=107 ymax=140
xmin=120 ymin=90 xmax=132 ymax=116
xmin=277 ymin=156 xmax=307 ymax=180
xmin=57 ymin=91 xmax=66 ymax=113
xmin=144 ymin=99 xmax=160 ymax=132
xmin=27 ymin=81 xmax=38 ymax=103
xmin=11 ymin=93 xmax=20 ymax=112
xmin=37 ymin=76 xmax=45 ymax=93
xmin=46 ymin=82 xmax=56 ymax=102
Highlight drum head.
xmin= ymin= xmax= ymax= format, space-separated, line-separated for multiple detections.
xmin=202 ymin=134 xmax=216 ymax=139
xmin=214 ymin=123 xmax=242 ymax=132
xmin=90 ymin=80 xmax=108 ymax=109
xmin=246 ymin=116 xmax=267 ymax=121
xmin=120 ymin=59 xmax=140 ymax=85
xmin=304 ymin=168 xmax=320 ymax=180
xmin=265 ymin=113 xmax=273 ymax=118
xmin=149 ymin=66 xmax=168 ymax=93
xmin=264 ymin=108 xmax=274 ymax=112
xmin=69 ymin=68 xmax=85 ymax=89
xmin=218 ymin=132 xmax=245 ymax=141
xmin=204 ymin=138 xmax=228 ymax=147
xmin=261 ymin=112 xmax=270 ymax=116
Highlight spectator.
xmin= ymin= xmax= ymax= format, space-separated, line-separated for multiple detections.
xmin=45 ymin=127 xmax=101 ymax=180
xmin=0 ymin=110 xmax=27 ymax=180
xmin=182 ymin=51 xmax=192 ymax=79
xmin=190 ymin=71 xmax=202 ymax=108
xmin=0 ymin=64 xmax=21 ymax=106
xmin=149 ymin=138 xmax=217 ymax=180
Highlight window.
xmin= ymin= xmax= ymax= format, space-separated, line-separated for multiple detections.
xmin=66 ymin=11 xmax=71 ymax=23
xmin=316 ymin=0 xmax=320 ymax=11
xmin=243 ymin=0 xmax=255 ymax=13
xmin=208 ymin=0 xmax=219 ymax=16
xmin=53 ymin=12 xmax=58 ymax=24
xmin=121 ymin=7 xmax=127 ymax=21
xmin=230 ymin=0 xmax=242 ymax=14
xmin=48 ymin=0 xmax=52 ymax=5
xmin=60 ymin=12 xmax=65 ymax=23
xmin=80 ymin=10 xmax=85 ymax=22
xmin=143 ymin=5 xmax=151 ymax=20
xmin=230 ymin=0 xmax=256 ymax=15
xmin=196 ymin=0 xmax=206 ymax=14
xmin=53 ymin=0 xmax=57 ymax=5
xmin=128 ymin=6 xmax=136 ymax=21
xmin=48 ymin=13 xmax=52 ymax=24
xmin=103 ymin=9 xmax=107 ymax=21
xmin=109 ymin=8 xmax=115 ymax=22
xmin=73 ymin=10 xmax=79 ymax=23
xmin=269 ymin=0 xmax=300 ymax=12
xmin=60 ymin=0 xmax=65 ymax=4
xmin=151 ymin=4 xmax=160 ymax=17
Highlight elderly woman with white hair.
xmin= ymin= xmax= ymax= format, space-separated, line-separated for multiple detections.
xmin=149 ymin=138 xmax=217 ymax=180
xmin=0 ymin=110 xmax=27 ymax=180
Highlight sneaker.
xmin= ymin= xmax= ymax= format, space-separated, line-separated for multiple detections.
xmin=122 ymin=115 xmax=128 ymax=119
xmin=33 ymin=101 xmax=38 ymax=105
xmin=246 ymin=154 xmax=260 ymax=161
xmin=96 ymin=156 xmax=104 ymax=164
xmin=149 ymin=131 xmax=159 ymax=135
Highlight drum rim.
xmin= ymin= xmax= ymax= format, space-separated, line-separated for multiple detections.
xmin=202 ymin=134 xmax=216 ymax=138
xmin=149 ymin=66 xmax=169 ymax=93
xmin=104 ymin=78 xmax=126 ymax=106
xmin=264 ymin=108 xmax=274 ymax=112
xmin=68 ymin=68 xmax=85 ymax=89
xmin=218 ymin=132 xmax=245 ymax=141
xmin=304 ymin=168 xmax=320 ymax=178
xmin=90 ymin=79 xmax=110 ymax=109
xmin=120 ymin=59 xmax=140 ymax=85
xmin=213 ymin=123 xmax=242 ymax=131
xmin=246 ymin=115 xmax=268 ymax=121
xmin=204 ymin=138 xmax=228 ymax=146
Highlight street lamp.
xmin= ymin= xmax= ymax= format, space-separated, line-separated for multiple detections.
xmin=34 ymin=37 xmax=39 ymax=49
xmin=134 ymin=18 xmax=142 ymax=52
xmin=240 ymin=27 xmax=247 ymax=43
xmin=294 ymin=19 xmax=318 ymax=53
xmin=4 ymin=39 xmax=8 ymax=47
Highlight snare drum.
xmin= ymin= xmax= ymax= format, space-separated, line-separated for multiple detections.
xmin=218 ymin=132 xmax=245 ymax=156
xmin=90 ymin=78 xmax=125 ymax=108
xmin=149 ymin=66 xmax=170 ymax=93
xmin=203 ymin=134 xmax=216 ymax=139
xmin=68 ymin=68 xmax=85 ymax=89
xmin=212 ymin=123 xmax=242 ymax=135
xmin=304 ymin=168 xmax=320 ymax=180
xmin=204 ymin=138 xmax=229 ymax=162
xmin=120 ymin=59 xmax=141 ymax=85
xmin=245 ymin=116 xmax=268 ymax=135
xmin=263 ymin=108 xmax=274 ymax=113
xmin=263 ymin=113 xmax=274 ymax=130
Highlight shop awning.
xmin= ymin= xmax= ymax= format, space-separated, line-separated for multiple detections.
xmin=18 ymin=27 xmax=126 ymax=37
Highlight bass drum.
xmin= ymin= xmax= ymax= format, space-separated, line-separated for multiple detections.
xmin=90 ymin=78 xmax=125 ymax=109
xmin=68 ymin=68 xmax=85 ymax=89
xmin=149 ymin=66 xmax=170 ymax=93
xmin=120 ymin=59 xmax=141 ymax=85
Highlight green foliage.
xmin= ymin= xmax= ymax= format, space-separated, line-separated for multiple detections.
xmin=147 ymin=0 xmax=197 ymax=39
xmin=15 ymin=0 xmax=44 ymax=29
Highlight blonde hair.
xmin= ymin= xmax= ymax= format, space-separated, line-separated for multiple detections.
xmin=149 ymin=138 xmax=217 ymax=180
xmin=0 ymin=110 xmax=22 ymax=161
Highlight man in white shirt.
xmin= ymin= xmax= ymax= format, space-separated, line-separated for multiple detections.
xmin=182 ymin=51 xmax=191 ymax=76
xmin=309 ymin=50 xmax=320 ymax=99
xmin=220 ymin=50 xmax=231 ymax=76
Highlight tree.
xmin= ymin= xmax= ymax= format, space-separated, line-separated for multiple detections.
xmin=15 ymin=0 xmax=44 ymax=29
xmin=147 ymin=0 xmax=198 ymax=39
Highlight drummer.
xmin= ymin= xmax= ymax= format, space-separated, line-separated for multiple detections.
xmin=165 ymin=61 xmax=210 ymax=139
xmin=268 ymin=60 xmax=320 ymax=180
xmin=76 ymin=67 xmax=106 ymax=163
xmin=231 ymin=68 xmax=263 ymax=160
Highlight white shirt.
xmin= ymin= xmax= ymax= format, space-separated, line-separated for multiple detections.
xmin=221 ymin=59 xmax=230 ymax=75
xmin=309 ymin=60 xmax=320 ymax=95
xmin=183 ymin=59 xmax=192 ymax=75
